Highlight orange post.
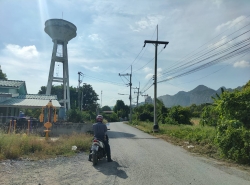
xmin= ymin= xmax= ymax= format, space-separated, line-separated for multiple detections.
xmin=44 ymin=122 xmax=52 ymax=139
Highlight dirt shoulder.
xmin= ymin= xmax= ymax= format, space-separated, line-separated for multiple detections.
xmin=0 ymin=152 xmax=117 ymax=185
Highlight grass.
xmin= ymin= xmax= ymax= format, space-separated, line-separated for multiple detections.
xmin=129 ymin=120 xmax=219 ymax=158
xmin=0 ymin=131 xmax=93 ymax=161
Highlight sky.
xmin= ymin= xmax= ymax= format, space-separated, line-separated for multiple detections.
xmin=0 ymin=0 xmax=250 ymax=107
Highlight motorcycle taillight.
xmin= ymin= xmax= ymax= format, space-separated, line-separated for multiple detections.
xmin=93 ymin=139 xmax=98 ymax=142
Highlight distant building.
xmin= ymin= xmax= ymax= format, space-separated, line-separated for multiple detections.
xmin=145 ymin=96 xmax=153 ymax=104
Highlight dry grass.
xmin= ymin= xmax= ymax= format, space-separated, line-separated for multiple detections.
xmin=0 ymin=131 xmax=92 ymax=161
xmin=129 ymin=121 xmax=219 ymax=158
xmin=191 ymin=118 xmax=200 ymax=125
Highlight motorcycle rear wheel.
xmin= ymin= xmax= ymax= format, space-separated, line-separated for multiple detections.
xmin=92 ymin=153 xmax=98 ymax=165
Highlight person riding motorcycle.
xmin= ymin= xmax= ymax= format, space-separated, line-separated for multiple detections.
xmin=89 ymin=115 xmax=113 ymax=162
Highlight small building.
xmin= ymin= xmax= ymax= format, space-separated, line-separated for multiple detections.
xmin=0 ymin=80 xmax=61 ymax=124
xmin=145 ymin=96 xmax=153 ymax=104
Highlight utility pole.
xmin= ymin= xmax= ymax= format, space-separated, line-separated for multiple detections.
xmin=101 ymin=90 xmax=102 ymax=108
xmin=143 ymin=25 xmax=169 ymax=132
xmin=141 ymin=93 xmax=148 ymax=104
xmin=119 ymin=66 xmax=132 ymax=124
xmin=133 ymin=82 xmax=140 ymax=107
xmin=77 ymin=72 xmax=83 ymax=110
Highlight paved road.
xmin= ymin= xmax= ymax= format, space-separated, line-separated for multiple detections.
xmin=1 ymin=122 xmax=249 ymax=185
xmin=103 ymin=122 xmax=250 ymax=185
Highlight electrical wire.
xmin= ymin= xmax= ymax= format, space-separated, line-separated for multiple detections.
xmin=141 ymin=83 xmax=154 ymax=94
xmin=159 ymin=29 xmax=250 ymax=78
xmin=159 ymin=36 xmax=250 ymax=78
xmin=133 ymin=47 xmax=165 ymax=72
xmin=158 ymin=43 xmax=250 ymax=83
xmin=120 ymin=26 xmax=158 ymax=74
xmin=160 ymin=16 xmax=250 ymax=75
xmin=173 ymin=53 xmax=248 ymax=85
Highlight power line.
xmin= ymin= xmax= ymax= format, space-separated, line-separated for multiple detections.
xmin=159 ymin=36 xmax=250 ymax=78
xmin=158 ymin=42 xmax=250 ymax=83
xmin=160 ymin=16 xmax=250 ymax=75
xmin=120 ymin=25 xmax=158 ymax=74
xmin=120 ymin=47 xmax=144 ymax=73
xmin=133 ymin=47 xmax=165 ymax=72
xmin=172 ymin=53 xmax=248 ymax=86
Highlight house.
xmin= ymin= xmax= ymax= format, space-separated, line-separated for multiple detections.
xmin=145 ymin=96 xmax=153 ymax=104
xmin=0 ymin=80 xmax=61 ymax=124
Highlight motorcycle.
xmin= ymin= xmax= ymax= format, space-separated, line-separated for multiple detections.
xmin=90 ymin=128 xmax=110 ymax=166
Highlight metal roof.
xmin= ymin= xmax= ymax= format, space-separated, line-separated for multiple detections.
xmin=0 ymin=94 xmax=61 ymax=108
xmin=16 ymin=94 xmax=58 ymax=100
xmin=0 ymin=80 xmax=25 ymax=88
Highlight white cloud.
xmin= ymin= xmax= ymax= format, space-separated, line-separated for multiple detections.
xmin=88 ymin=34 xmax=101 ymax=41
xmin=143 ymin=67 xmax=152 ymax=73
xmin=216 ymin=16 xmax=246 ymax=31
xmin=5 ymin=44 xmax=39 ymax=59
xmin=208 ymin=36 xmax=230 ymax=49
xmin=233 ymin=60 xmax=250 ymax=68
xmin=145 ymin=73 xmax=153 ymax=80
xmin=130 ymin=15 xmax=164 ymax=32
xmin=83 ymin=65 xmax=102 ymax=72
xmin=157 ymin=68 xmax=163 ymax=77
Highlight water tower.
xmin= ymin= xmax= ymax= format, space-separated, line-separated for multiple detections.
xmin=44 ymin=19 xmax=77 ymax=111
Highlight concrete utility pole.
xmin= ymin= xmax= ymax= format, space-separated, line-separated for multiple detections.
xmin=78 ymin=72 xmax=83 ymax=110
xmin=133 ymin=82 xmax=140 ymax=107
xmin=119 ymin=66 xmax=132 ymax=124
xmin=101 ymin=90 xmax=102 ymax=108
xmin=143 ymin=25 xmax=169 ymax=132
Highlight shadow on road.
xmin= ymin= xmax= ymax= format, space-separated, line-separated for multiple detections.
xmin=108 ymin=131 xmax=135 ymax=138
xmin=94 ymin=160 xmax=128 ymax=179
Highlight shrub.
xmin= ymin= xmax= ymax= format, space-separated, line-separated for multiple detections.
xmin=200 ymin=106 xmax=218 ymax=126
xmin=168 ymin=106 xmax=192 ymax=125
xmin=216 ymin=120 xmax=250 ymax=164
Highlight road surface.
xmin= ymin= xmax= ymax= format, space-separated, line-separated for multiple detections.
xmin=0 ymin=122 xmax=249 ymax=185
xmin=105 ymin=122 xmax=250 ymax=185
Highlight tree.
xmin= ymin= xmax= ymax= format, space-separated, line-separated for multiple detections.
xmin=203 ymin=80 xmax=250 ymax=163
xmin=38 ymin=84 xmax=99 ymax=111
xmin=0 ymin=66 xmax=7 ymax=80
xmin=80 ymin=84 xmax=99 ymax=112
xmin=113 ymin=100 xmax=129 ymax=118
xmin=102 ymin=105 xmax=112 ymax=111
xmin=167 ymin=105 xmax=192 ymax=125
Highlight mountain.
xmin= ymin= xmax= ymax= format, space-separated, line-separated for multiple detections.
xmin=158 ymin=85 xmax=241 ymax=107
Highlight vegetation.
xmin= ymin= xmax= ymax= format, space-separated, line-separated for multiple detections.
xmin=133 ymin=99 xmax=192 ymax=125
xmin=0 ymin=66 xmax=7 ymax=80
xmin=128 ymin=120 xmax=217 ymax=157
xmin=113 ymin=100 xmax=130 ymax=118
xmin=102 ymin=105 xmax=112 ymax=111
xmin=129 ymin=80 xmax=250 ymax=164
xmin=0 ymin=132 xmax=92 ymax=161
xmin=38 ymin=84 xmax=99 ymax=111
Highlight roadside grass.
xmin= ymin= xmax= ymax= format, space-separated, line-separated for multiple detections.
xmin=191 ymin=118 xmax=200 ymax=125
xmin=129 ymin=120 xmax=218 ymax=158
xmin=0 ymin=131 xmax=92 ymax=161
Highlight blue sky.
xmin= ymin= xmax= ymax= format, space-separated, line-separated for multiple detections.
xmin=0 ymin=0 xmax=250 ymax=107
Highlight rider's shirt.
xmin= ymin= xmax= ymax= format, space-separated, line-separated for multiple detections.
xmin=93 ymin=122 xmax=107 ymax=140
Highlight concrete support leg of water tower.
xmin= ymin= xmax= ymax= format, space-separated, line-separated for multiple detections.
xmin=46 ymin=40 xmax=58 ymax=95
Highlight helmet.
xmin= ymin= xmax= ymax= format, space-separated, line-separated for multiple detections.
xmin=96 ymin=115 xmax=103 ymax=122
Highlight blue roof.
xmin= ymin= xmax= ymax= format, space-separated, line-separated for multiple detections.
xmin=0 ymin=80 xmax=24 ymax=88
